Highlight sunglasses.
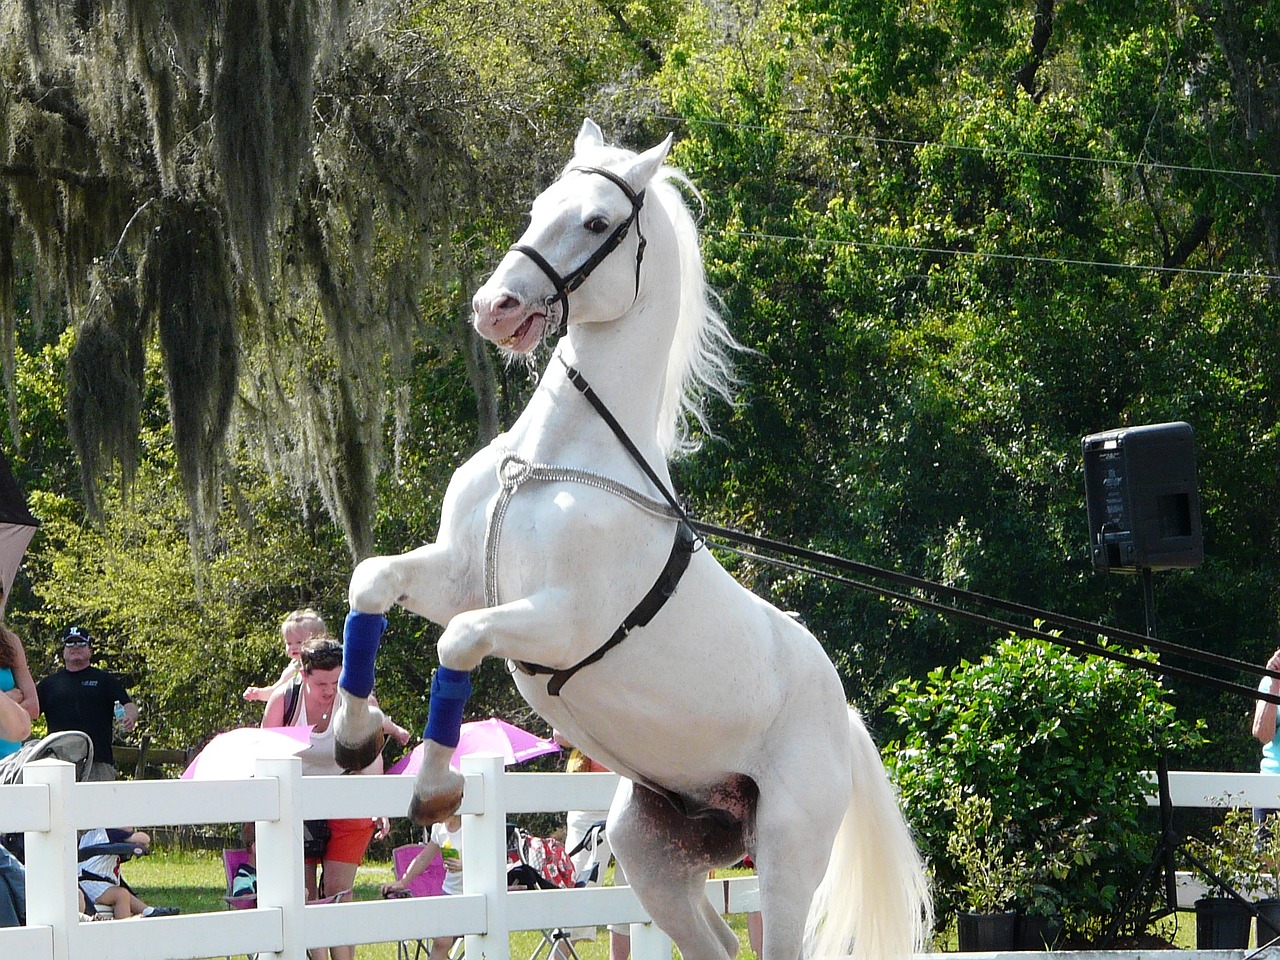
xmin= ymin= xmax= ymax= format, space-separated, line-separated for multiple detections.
xmin=63 ymin=640 xmax=91 ymax=648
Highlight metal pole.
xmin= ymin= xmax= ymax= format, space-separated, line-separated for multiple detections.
xmin=1142 ymin=566 xmax=1156 ymax=638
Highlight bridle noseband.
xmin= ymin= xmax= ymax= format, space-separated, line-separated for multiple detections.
xmin=509 ymin=165 xmax=648 ymax=339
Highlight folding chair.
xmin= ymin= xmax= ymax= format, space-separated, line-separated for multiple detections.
xmin=389 ymin=844 xmax=448 ymax=960
xmin=222 ymin=848 xmax=257 ymax=911
xmin=565 ymin=820 xmax=608 ymax=888
xmin=222 ymin=847 xmax=353 ymax=906
xmin=506 ymin=825 xmax=584 ymax=960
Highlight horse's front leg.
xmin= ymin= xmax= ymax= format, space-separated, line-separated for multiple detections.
xmin=334 ymin=543 xmax=475 ymax=773
xmin=408 ymin=589 xmax=580 ymax=825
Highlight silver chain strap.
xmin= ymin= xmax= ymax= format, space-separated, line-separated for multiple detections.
xmin=484 ymin=450 xmax=679 ymax=607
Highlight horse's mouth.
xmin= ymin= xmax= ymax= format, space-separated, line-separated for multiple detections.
xmin=495 ymin=312 xmax=545 ymax=352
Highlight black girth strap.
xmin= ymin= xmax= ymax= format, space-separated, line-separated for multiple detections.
xmin=515 ymin=360 xmax=702 ymax=697
xmin=518 ymin=520 xmax=697 ymax=696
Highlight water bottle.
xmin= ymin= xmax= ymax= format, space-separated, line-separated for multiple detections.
xmin=113 ymin=700 xmax=125 ymax=726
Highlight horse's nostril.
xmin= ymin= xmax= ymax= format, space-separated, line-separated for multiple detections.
xmin=495 ymin=294 xmax=520 ymax=313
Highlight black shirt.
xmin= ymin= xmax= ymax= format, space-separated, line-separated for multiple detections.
xmin=36 ymin=667 xmax=131 ymax=766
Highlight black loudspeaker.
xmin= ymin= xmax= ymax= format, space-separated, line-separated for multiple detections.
xmin=1082 ymin=421 xmax=1203 ymax=572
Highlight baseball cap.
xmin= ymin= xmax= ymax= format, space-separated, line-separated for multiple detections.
xmin=61 ymin=626 xmax=95 ymax=646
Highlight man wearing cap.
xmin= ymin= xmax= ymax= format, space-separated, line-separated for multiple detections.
xmin=36 ymin=628 xmax=137 ymax=781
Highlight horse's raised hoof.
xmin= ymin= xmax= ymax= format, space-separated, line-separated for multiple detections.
xmin=408 ymin=777 xmax=465 ymax=826
xmin=407 ymin=740 xmax=465 ymax=825
xmin=331 ymin=688 xmax=387 ymax=772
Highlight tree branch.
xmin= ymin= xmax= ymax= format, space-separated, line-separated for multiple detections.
xmin=0 ymin=162 xmax=108 ymax=190
xmin=592 ymin=0 xmax=663 ymax=69
xmin=1014 ymin=0 xmax=1055 ymax=102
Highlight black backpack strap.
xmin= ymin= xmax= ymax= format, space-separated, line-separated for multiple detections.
xmin=282 ymin=675 xmax=303 ymax=726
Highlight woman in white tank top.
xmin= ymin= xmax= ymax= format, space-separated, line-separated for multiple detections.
xmin=262 ymin=635 xmax=410 ymax=960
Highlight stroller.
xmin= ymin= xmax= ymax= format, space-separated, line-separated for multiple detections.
xmin=0 ymin=729 xmax=94 ymax=786
xmin=0 ymin=731 xmax=94 ymax=862
xmin=506 ymin=822 xmax=609 ymax=960
xmin=506 ymin=824 xmax=577 ymax=892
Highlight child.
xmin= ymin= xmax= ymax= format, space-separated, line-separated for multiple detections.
xmin=243 ymin=608 xmax=326 ymax=709
xmin=77 ymin=828 xmax=179 ymax=919
xmin=380 ymin=814 xmax=462 ymax=960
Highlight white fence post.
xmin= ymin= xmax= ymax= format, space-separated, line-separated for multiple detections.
xmin=630 ymin=921 xmax=673 ymax=960
xmin=22 ymin=759 xmax=78 ymax=960
xmin=256 ymin=755 xmax=307 ymax=960
xmin=463 ymin=753 xmax=510 ymax=960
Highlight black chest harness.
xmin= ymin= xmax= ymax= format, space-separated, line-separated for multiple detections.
xmin=500 ymin=166 xmax=698 ymax=696
xmin=498 ymin=361 xmax=700 ymax=696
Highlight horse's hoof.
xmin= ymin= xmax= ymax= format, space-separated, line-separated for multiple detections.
xmin=334 ymin=731 xmax=386 ymax=771
xmin=408 ymin=770 xmax=465 ymax=826
xmin=332 ymin=690 xmax=386 ymax=772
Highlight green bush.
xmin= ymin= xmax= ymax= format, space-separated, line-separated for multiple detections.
xmin=883 ymin=634 xmax=1204 ymax=942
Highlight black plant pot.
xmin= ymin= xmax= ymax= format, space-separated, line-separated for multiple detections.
xmin=957 ymin=911 xmax=1019 ymax=952
xmin=1015 ymin=913 xmax=1063 ymax=951
xmin=1257 ymin=898 xmax=1280 ymax=947
xmin=1195 ymin=896 xmax=1253 ymax=949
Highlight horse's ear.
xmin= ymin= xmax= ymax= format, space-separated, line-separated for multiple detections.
xmin=620 ymin=133 xmax=674 ymax=190
xmin=576 ymin=118 xmax=605 ymax=153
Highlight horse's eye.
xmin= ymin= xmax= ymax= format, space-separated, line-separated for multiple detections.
xmin=584 ymin=216 xmax=610 ymax=234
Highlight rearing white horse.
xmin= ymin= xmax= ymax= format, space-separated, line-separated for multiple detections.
xmin=333 ymin=119 xmax=929 ymax=960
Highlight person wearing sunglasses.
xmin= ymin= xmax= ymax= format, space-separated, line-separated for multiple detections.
xmin=36 ymin=627 xmax=137 ymax=781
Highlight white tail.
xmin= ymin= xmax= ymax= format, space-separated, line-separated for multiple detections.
xmin=805 ymin=708 xmax=932 ymax=960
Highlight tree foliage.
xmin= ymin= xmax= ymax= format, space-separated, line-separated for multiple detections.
xmin=1 ymin=1 xmax=1279 ymax=897
xmin=0 ymin=0 xmax=490 ymax=557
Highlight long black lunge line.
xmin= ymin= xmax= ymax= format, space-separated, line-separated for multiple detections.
xmin=557 ymin=358 xmax=1277 ymax=704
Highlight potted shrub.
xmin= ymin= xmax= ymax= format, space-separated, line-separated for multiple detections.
xmin=945 ymin=789 xmax=1024 ymax=951
xmin=1186 ymin=807 xmax=1259 ymax=949
xmin=1253 ymin=812 xmax=1280 ymax=947
xmin=884 ymin=634 xmax=1204 ymax=945
xmin=1011 ymin=816 xmax=1096 ymax=950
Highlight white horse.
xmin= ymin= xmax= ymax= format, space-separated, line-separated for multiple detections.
xmin=333 ymin=119 xmax=929 ymax=960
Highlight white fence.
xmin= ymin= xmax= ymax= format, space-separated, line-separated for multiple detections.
xmin=4 ymin=764 xmax=1277 ymax=960
xmin=1144 ymin=770 xmax=1280 ymax=909
xmin=0 ymin=753 xmax=760 ymax=960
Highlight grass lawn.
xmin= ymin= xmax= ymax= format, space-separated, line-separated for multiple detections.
xmin=122 ymin=850 xmax=760 ymax=960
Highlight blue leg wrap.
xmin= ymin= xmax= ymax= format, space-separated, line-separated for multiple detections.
xmin=339 ymin=611 xmax=387 ymax=698
xmin=423 ymin=666 xmax=472 ymax=748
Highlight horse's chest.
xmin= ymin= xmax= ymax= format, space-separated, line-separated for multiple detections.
xmin=485 ymin=482 xmax=670 ymax=604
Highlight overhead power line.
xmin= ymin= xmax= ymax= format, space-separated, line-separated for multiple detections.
xmin=657 ymin=114 xmax=1280 ymax=183
xmin=707 ymin=228 xmax=1280 ymax=283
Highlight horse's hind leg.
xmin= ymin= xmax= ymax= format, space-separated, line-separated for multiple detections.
xmin=750 ymin=774 xmax=849 ymax=960
xmin=608 ymin=779 xmax=745 ymax=960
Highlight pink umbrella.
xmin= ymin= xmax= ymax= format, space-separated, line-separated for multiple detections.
xmin=388 ymin=717 xmax=560 ymax=774
xmin=181 ymin=726 xmax=314 ymax=780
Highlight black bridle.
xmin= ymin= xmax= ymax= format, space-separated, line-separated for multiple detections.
xmin=510 ymin=165 xmax=648 ymax=339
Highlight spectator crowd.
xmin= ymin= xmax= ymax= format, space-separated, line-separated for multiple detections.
xmin=0 ymin=605 xmax=661 ymax=960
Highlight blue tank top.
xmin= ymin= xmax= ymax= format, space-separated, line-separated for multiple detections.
xmin=0 ymin=667 xmax=20 ymax=758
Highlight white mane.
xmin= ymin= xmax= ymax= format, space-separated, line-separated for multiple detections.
xmin=650 ymin=168 xmax=740 ymax=457
xmin=560 ymin=143 xmax=739 ymax=457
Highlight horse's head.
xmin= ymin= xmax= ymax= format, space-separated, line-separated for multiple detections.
xmin=472 ymin=119 xmax=673 ymax=353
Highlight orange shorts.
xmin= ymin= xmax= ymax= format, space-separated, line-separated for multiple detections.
xmin=323 ymin=817 xmax=375 ymax=864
